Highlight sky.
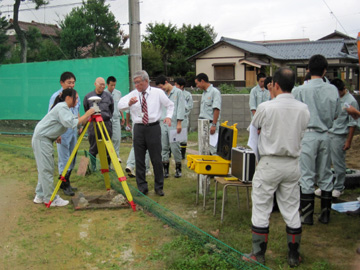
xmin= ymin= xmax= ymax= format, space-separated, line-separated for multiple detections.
xmin=1 ymin=0 xmax=359 ymax=43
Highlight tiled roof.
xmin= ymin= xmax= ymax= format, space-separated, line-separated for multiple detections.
xmin=7 ymin=20 xmax=60 ymax=37
xmin=188 ymin=36 xmax=357 ymax=61
xmin=264 ymin=39 xmax=355 ymax=60
xmin=221 ymin=37 xmax=357 ymax=60
xmin=221 ymin=37 xmax=283 ymax=59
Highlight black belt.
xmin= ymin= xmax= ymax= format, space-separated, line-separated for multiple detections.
xmin=136 ymin=121 xmax=159 ymax=126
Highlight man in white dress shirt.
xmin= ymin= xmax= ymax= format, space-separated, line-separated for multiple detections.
xmin=118 ymin=70 xmax=174 ymax=196
xmin=244 ymin=68 xmax=310 ymax=267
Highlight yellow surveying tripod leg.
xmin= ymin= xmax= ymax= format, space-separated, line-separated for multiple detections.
xmin=96 ymin=120 xmax=136 ymax=211
xmin=46 ymin=120 xmax=91 ymax=208
xmin=94 ymin=121 xmax=111 ymax=190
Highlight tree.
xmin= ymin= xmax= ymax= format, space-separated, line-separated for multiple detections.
xmin=141 ymin=42 xmax=163 ymax=77
xmin=60 ymin=0 xmax=126 ymax=58
xmin=13 ymin=0 xmax=48 ymax=63
xmin=144 ymin=23 xmax=216 ymax=76
xmin=0 ymin=16 xmax=10 ymax=63
xmin=180 ymin=24 xmax=216 ymax=57
xmin=60 ymin=7 xmax=94 ymax=58
xmin=37 ymin=39 xmax=65 ymax=61
xmin=144 ymin=23 xmax=184 ymax=75
xmin=26 ymin=26 xmax=42 ymax=62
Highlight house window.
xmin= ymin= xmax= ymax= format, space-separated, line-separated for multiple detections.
xmin=213 ymin=63 xmax=235 ymax=80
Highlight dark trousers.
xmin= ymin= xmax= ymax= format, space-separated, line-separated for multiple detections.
xmin=133 ymin=122 xmax=163 ymax=191
xmin=88 ymin=120 xmax=112 ymax=163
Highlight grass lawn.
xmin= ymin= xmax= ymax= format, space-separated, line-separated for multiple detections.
xmin=0 ymin=132 xmax=359 ymax=270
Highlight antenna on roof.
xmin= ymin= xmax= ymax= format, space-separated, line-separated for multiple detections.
xmin=302 ymin=27 xmax=307 ymax=38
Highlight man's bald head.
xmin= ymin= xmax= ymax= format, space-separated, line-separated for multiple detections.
xmin=94 ymin=77 xmax=106 ymax=94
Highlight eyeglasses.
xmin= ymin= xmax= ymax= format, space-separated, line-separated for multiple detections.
xmin=134 ymin=80 xmax=143 ymax=85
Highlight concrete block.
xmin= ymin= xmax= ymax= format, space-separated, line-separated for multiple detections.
xmin=232 ymin=100 xmax=244 ymax=109
xmin=222 ymin=106 xmax=232 ymax=114
xmin=221 ymin=114 xmax=232 ymax=122
xmin=222 ymin=95 xmax=233 ymax=103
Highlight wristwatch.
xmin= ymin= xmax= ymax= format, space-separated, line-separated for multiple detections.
xmin=211 ymin=123 xmax=217 ymax=127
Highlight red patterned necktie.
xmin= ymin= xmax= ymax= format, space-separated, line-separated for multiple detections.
xmin=142 ymin=92 xmax=149 ymax=124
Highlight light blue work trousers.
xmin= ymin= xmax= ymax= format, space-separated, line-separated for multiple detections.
xmin=33 ymin=137 xmax=55 ymax=203
xmin=329 ymin=133 xmax=347 ymax=192
xmin=300 ymin=131 xmax=333 ymax=194
xmin=56 ymin=128 xmax=77 ymax=173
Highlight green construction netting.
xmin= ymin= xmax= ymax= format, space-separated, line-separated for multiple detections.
xmin=0 ymin=56 xmax=129 ymax=120
xmin=0 ymin=143 xmax=268 ymax=270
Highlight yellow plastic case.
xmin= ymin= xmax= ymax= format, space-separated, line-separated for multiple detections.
xmin=187 ymin=121 xmax=238 ymax=175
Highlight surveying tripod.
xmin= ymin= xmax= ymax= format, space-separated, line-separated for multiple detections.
xmin=46 ymin=102 xmax=136 ymax=211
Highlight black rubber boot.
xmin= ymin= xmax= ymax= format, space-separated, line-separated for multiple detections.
xmin=174 ymin=163 xmax=182 ymax=178
xmin=60 ymin=170 xmax=75 ymax=196
xmin=180 ymin=142 xmax=187 ymax=160
xmin=286 ymin=226 xmax=302 ymax=268
xmin=300 ymin=193 xmax=315 ymax=225
xmin=243 ymin=226 xmax=269 ymax=265
xmin=163 ymin=162 xmax=169 ymax=178
xmin=318 ymin=190 xmax=332 ymax=224
xmin=65 ymin=169 xmax=77 ymax=191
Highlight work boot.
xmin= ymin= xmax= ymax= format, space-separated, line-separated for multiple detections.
xmin=243 ymin=226 xmax=269 ymax=265
xmin=286 ymin=226 xmax=302 ymax=268
xmin=300 ymin=192 xmax=315 ymax=225
xmin=60 ymin=179 xmax=75 ymax=196
xmin=65 ymin=169 xmax=77 ymax=191
xmin=163 ymin=162 xmax=169 ymax=178
xmin=180 ymin=142 xmax=187 ymax=159
xmin=174 ymin=163 xmax=182 ymax=178
xmin=318 ymin=190 xmax=332 ymax=224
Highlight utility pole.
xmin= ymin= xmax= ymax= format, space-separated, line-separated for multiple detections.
xmin=128 ymin=0 xmax=142 ymax=88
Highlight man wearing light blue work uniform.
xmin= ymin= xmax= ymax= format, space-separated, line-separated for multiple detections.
xmin=315 ymin=78 xmax=358 ymax=198
xmin=249 ymin=73 xmax=269 ymax=117
xmin=175 ymin=77 xmax=193 ymax=159
xmin=105 ymin=76 xmax=125 ymax=164
xmin=156 ymin=75 xmax=185 ymax=178
xmin=294 ymin=54 xmax=340 ymax=225
xmin=195 ymin=73 xmax=222 ymax=155
xmin=48 ymin=72 xmax=80 ymax=196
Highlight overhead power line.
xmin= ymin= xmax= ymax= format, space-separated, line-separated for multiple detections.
xmin=0 ymin=2 xmax=83 ymax=14
xmin=0 ymin=0 xmax=115 ymax=14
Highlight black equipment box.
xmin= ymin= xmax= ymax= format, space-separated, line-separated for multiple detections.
xmin=231 ymin=147 xmax=256 ymax=182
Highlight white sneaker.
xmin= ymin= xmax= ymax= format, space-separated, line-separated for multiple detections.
xmin=314 ymin=188 xmax=321 ymax=196
xmin=118 ymin=157 xmax=122 ymax=163
xmin=46 ymin=196 xmax=69 ymax=207
xmin=357 ymin=197 xmax=360 ymax=202
xmin=33 ymin=195 xmax=44 ymax=204
xmin=332 ymin=190 xmax=343 ymax=198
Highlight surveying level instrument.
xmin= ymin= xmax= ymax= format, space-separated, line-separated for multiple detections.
xmin=47 ymin=96 xmax=136 ymax=211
